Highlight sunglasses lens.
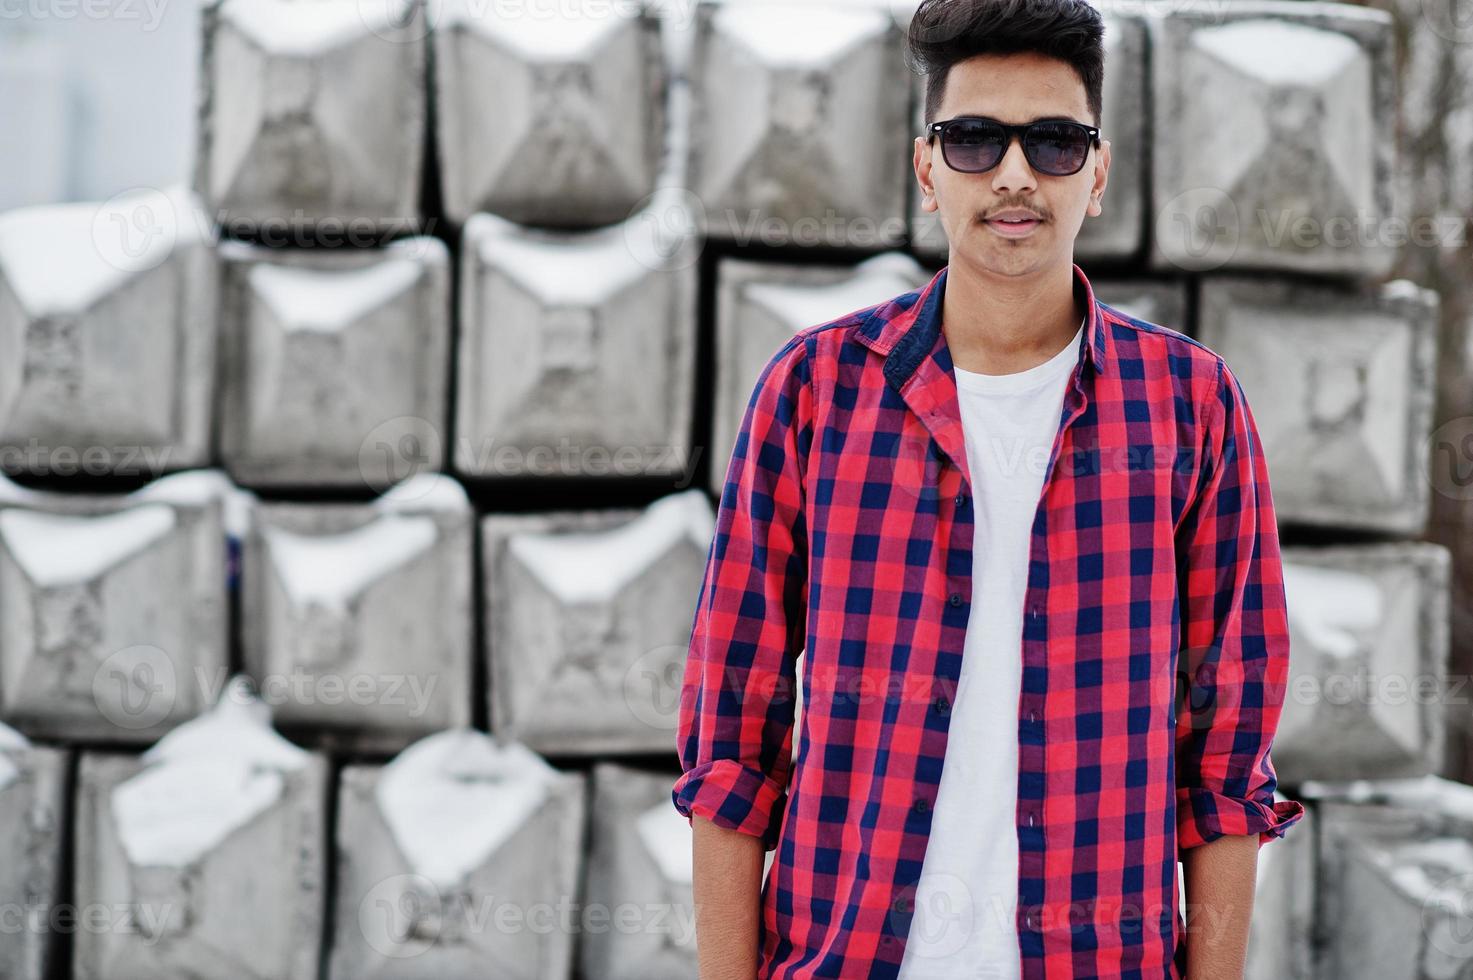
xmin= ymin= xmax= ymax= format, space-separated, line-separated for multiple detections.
xmin=941 ymin=119 xmax=1006 ymax=173
xmin=1024 ymin=122 xmax=1092 ymax=175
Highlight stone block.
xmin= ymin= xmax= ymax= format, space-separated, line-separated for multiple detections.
xmin=689 ymin=0 xmax=909 ymax=248
xmin=1148 ymin=2 xmax=1396 ymax=276
xmin=0 ymin=186 xmax=216 ymax=475
xmin=432 ymin=0 xmax=666 ymax=228
xmin=1197 ymin=276 xmax=1439 ymax=534
xmin=196 ymin=0 xmax=425 ymax=234
xmin=0 ymin=469 xmax=242 ymax=743
xmin=217 ymin=236 xmax=450 ymax=489
xmin=329 ymin=729 xmax=584 ymax=979
xmin=242 ymin=474 xmax=473 ymax=753
xmin=482 ymin=490 xmax=715 ymax=755
xmin=1302 ymin=776 xmax=1473 ymax=980
xmin=455 ymin=203 xmax=697 ymax=481
xmin=72 ymin=677 xmax=328 ymax=980
xmin=1275 ymin=543 xmax=1451 ymax=783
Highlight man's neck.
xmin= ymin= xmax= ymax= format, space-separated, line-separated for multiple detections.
xmin=940 ymin=258 xmax=1084 ymax=376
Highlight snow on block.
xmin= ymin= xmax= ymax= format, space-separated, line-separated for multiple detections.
xmin=195 ymin=0 xmax=425 ymax=234
xmin=1274 ymin=543 xmax=1451 ymax=784
xmin=481 ymin=489 xmax=716 ymax=755
xmin=582 ymin=762 xmax=700 ymax=980
xmin=454 ymin=205 xmax=697 ymax=480
xmin=0 ymin=185 xmax=217 ymax=476
xmin=329 ymin=729 xmax=585 ymax=979
xmin=0 ymin=721 xmax=67 ymax=980
xmin=711 ymin=253 xmax=930 ymax=490
xmin=72 ymin=677 xmax=328 ymax=980
xmin=0 ymin=470 xmax=239 ymax=744
xmin=907 ymin=9 xmax=1145 ymax=263
xmin=1196 ymin=276 xmax=1439 ymax=535
xmin=432 ymin=0 xmax=665 ymax=228
xmin=1298 ymin=776 xmax=1473 ymax=979
xmin=216 ymin=236 xmax=450 ymax=489
xmin=1146 ymin=2 xmax=1396 ymax=276
xmin=242 ymin=474 xmax=473 ymax=753
xmin=689 ymin=0 xmax=908 ymax=247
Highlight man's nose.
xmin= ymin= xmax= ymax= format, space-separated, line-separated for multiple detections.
xmin=990 ymin=135 xmax=1038 ymax=194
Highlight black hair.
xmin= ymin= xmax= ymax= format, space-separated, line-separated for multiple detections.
xmin=906 ymin=0 xmax=1106 ymax=128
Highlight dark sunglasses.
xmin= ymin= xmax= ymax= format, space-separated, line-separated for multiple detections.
xmin=926 ymin=116 xmax=1100 ymax=177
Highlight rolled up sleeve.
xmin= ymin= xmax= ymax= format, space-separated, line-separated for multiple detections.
xmin=1175 ymin=360 xmax=1306 ymax=851
xmin=672 ymin=333 xmax=811 ymax=850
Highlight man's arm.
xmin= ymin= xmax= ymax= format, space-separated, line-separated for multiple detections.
xmin=692 ymin=816 xmax=766 ymax=980
xmin=1174 ymin=360 xmax=1306 ymax=974
xmin=1181 ymin=833 xmax=1257 ymax=979
xmin=672 ymin=333 xmax=812 ymax=975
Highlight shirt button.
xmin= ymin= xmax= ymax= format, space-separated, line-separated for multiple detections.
xmin=933 ymin=695 xmax=950 ymax=716
xmin=913 ymin=797 xmax=930 ymax=814
xmin=954 ymin=492 xmax=966 ymax=506
xmin=949 ymin=593 xmax=963 ymax=607
xmin=1028 ymin=711 xmax=1037 ymax=723
xmin=894 ymin=897 xmax=910 ymax=914
xmin=1027 ymin=812 xmax=1037 ymax=827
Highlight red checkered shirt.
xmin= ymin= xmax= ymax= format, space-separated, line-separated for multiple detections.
xmin=673 ymin=262 xmax=1305 ymax=979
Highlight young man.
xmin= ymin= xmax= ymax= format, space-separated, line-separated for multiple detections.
xmin=673 ymin=1 xmax=1305 ymax=977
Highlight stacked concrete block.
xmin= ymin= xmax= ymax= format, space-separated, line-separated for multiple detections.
xmin=195 ymin=0 xmax=426 ymax=233
xmin=1090 ymin=278 xmax=1189 ymax=336
xmin=432 ymin=0 xmax=666 ymax=228
xmin=712 ymin=252 xmax=931 ymax=487
xmin=1147 ymin=3 xmax=1396 ymax=276
xmin=0 ymin=722 xmax=67 ymax=980
xmin=1301 ymin=776 xmax=1473 ymax=979
xmin=0 ymin=186 xmax=217 ymax=475
xmin=330 ymin=729 xmax=585 ymax=979
xmin=587 ymin=764 xmax=693 ymax=979
xmin=908 ymin=9 xmax=1146 ymax=262
xmin=242 ymin=474 xmax=473 ymax=753
xmin=455 ymin=203 xmax=698 ymax=481
xmin=482 ymin=490 xmax=715 ymax=755
xmin=73 ymin=676 xmax=328 ymax=980
xmin=217 ymin=236 xmax=450 ymax=489
xmin=0 ymin=469 xmax=241 ymax=743
xmin=1273 ymin=543 xmax=1451 ymax=785
xmin=689 ymin=0 xmax=909 ymax=247
xmin=584 ymin=762 xmax=781 ymax=979
xmin=1197 ymin=277 xmax=1439 ymax=535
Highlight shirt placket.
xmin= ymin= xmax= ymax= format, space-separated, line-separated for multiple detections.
xmin=1016 ymin=356 xmax=1094 ymax=971
xmin=877 ymin=349 xmax=976 ymax=963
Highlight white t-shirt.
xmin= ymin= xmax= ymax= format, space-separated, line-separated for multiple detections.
xmin=896 ymin=317 xmax=1086 ymax=980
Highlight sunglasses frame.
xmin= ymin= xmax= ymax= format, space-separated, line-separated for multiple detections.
xmin=925 ymin=116 xmax=1102 ymax=177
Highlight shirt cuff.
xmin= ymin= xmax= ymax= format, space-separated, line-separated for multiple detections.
xmin=1176 ymin=786 xmax=1307 ymax=850
xmin=672 ymin=758 xmax=789 ymax=849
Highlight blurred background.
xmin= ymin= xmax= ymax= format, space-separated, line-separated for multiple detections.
xmin=1 ymin=0 xmax=1472 ymax=977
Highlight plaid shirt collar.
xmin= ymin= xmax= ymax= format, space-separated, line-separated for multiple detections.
xmin=851 ymin=261 xmax=1110 ymax=492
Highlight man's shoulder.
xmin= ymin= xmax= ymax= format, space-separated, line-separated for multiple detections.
xmin=1097 ymin=301 xmax=1232 ymax=396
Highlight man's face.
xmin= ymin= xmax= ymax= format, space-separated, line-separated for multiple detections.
xmin=913 ymin=51 xmax=1110 ymax=278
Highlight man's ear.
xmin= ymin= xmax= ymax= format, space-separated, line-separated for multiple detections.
xmin=1087 ymin=137 xmax=1110 ymax=217
xmin=914 ymin=136 xmax=938 ymax=213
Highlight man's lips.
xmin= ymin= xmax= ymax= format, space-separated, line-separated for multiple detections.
xmin=984 ymin=214 xmax=1043 ymax=237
